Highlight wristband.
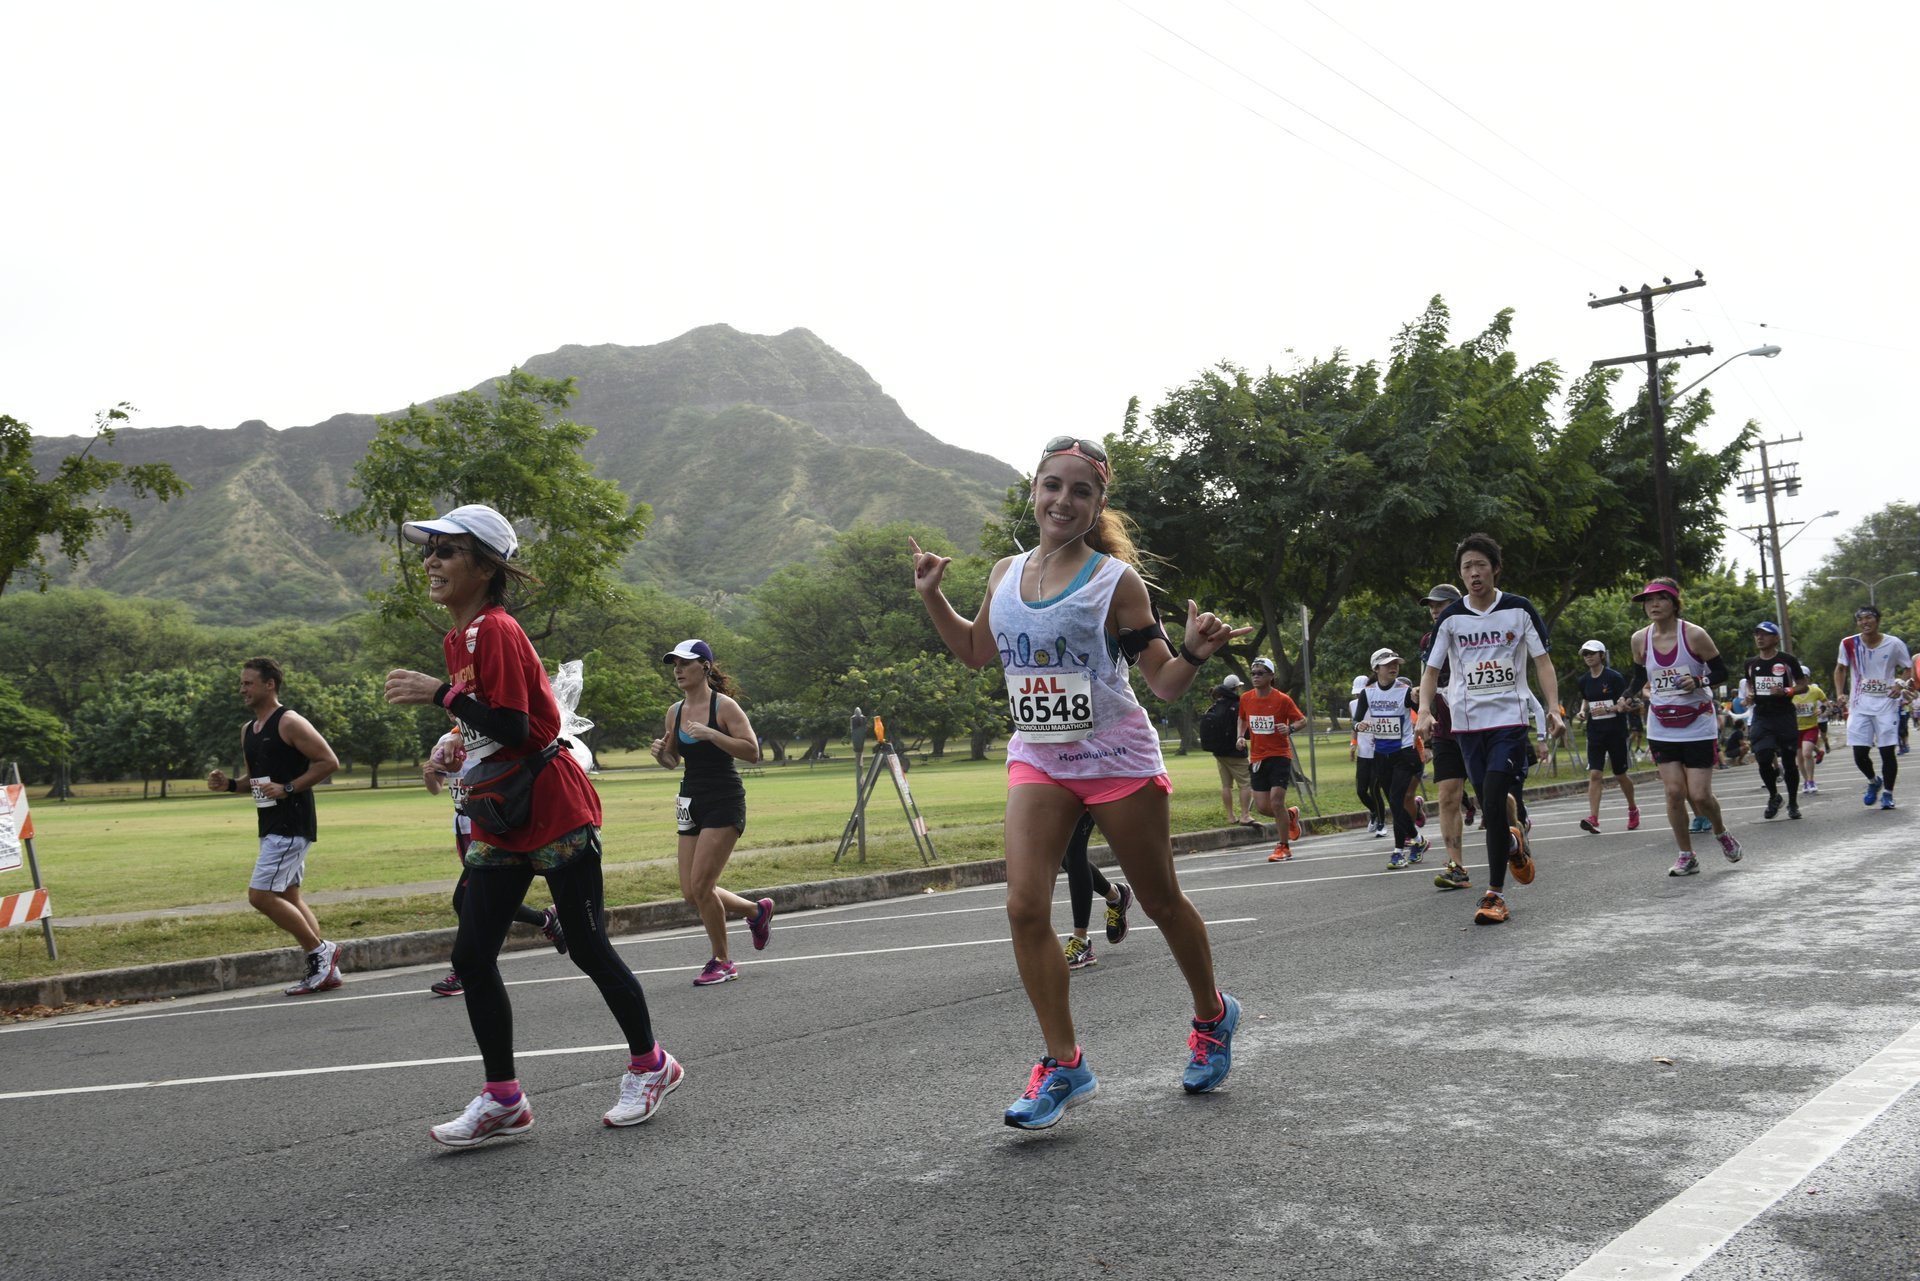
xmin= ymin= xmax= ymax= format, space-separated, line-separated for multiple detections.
xmin=227 ymin=777 xmax=238 ymax=793
xmin=285 ymin=782 xmax=299 ymax=796
xmin=1178 ymin=643 xmax=1208 ymax=667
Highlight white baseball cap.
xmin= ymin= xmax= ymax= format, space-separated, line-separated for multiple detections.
xmin=1370 ymin=647 xmax=1402 ymax=668
xmin=1250 ymin=656 xmax=1275 ymax=673
xmin=1579 ymin=639 xmax=1607 ymax=655
xmin=402 ymin=504 xmax=518 ymax=560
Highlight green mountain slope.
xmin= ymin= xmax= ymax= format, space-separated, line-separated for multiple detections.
xmin=29 ymin=327 xmax=1015 ymax=624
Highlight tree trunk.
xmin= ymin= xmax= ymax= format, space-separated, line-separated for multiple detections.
xmin=45 ymin=760 xmax=74 ymax=801
xmin=930 ymin=734 xmax=947 ymax=758
xmin=369 ymin=762 xmax=381 ymax=789
xmin=764 ymin=738 xmax=787 ymax=762
xmin=804 ymin=734 xmax=832 ymax=762
xmin=1171 ymin=705 xmax=1195 ymax=754
xmin=970 ymin=728 xmax=993 ymax=761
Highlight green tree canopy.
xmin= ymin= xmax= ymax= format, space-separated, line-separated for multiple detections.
xmin=0 ymin=405 xmax=188 ymax=598
xmin=332 ymin=369 xmax=651 ymax=642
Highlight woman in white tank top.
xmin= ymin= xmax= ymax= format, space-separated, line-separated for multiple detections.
xmin=912 ymin=436 xmax=1249 ymax=1130
xmin=1629 ymin=577 xmax=1741 ymax=873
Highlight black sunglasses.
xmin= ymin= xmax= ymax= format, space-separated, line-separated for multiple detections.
xmin=1041 ymin=435 xmax=1109 ymax=464
xmin=417 ymin=539 xmax=469 ymax=562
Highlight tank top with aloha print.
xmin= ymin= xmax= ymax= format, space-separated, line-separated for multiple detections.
xmin=1645 ymin=624 xmax=1718 ymax=742
xmin=993 ymin=551 xmax=1166 ymax=780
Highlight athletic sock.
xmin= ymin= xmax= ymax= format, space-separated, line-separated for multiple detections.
xmin=630 ymin=1046 xmax=665 ymax=1074
xmin=484 ymin=1079 xmax=522 ymax=1105
xmin=1057 ymin=1046 xmax=1084 ymax=1068
xmin=1194 ymin=991 xmax=1227 ymax=1028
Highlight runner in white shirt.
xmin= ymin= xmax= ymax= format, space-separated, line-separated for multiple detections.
xmin=1416 ymin=533 xmax=1563 ymax=926
xmin=1834 ymin=604 xmax=1914 ymax=810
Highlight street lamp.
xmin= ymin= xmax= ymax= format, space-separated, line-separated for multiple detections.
xmin=1673 ymin=344 xmax=1782 ymax=401
xmin=1827 ymin=571 xmax=1920 ymax=608
xmin=1780 ymin=510 xmax=1840 ymax=553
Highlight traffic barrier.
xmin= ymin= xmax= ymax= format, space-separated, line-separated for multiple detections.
xmin=1 ymin=888 xmax=51 ymax=928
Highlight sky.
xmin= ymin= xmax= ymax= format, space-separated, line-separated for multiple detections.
xmin=5 ymin=2 xmax=1912 ymax=588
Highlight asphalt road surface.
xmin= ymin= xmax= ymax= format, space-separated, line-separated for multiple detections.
xmin=5 ymin=774 xmax=1917 ymax=1281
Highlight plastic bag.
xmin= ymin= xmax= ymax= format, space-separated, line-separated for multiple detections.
xmin=549 ymin=659 xmax=596 ymax=773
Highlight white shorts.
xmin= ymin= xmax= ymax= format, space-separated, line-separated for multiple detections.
xmin=250 ymin=834 xmax=311 ymax=892
xmin=1845 ymin=706 xmax=1901 ymax=749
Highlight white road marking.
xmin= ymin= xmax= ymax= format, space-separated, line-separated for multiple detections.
xmin=0 ymin=918 xmax=1257 ymax=1047
xmin=1561 ymin=1017 xmax=1920 ymax=1280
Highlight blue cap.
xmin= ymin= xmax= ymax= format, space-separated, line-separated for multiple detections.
xmin=1754 ymin=621 xmax=1781 ymax=636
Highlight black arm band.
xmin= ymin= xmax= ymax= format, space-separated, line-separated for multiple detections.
xmin=1116 ymin=622 xmax=1171 ymax=667
xmin=445 ymin=691 xmax=531 ymax=749
xmin=1178 ymin=643 xmax=1208 ymax=667
xmin=227 ymin=777 xmax=238 ymax=793
xmin=1705 ymin=654 xmax=1729 ymax=687
xmin=1624 ymin=664 xmax=1649 ymax=699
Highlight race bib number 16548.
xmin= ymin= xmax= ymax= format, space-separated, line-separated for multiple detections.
xmin=1009 ymin=671 xmax=1094 ymax=742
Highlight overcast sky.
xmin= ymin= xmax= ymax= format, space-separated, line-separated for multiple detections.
xmin=5 ymin=2 xmax=1910 ymax=586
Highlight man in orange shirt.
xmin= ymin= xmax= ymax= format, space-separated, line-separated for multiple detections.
xmin=1237 ymin=656 xmax=1308 ymax=861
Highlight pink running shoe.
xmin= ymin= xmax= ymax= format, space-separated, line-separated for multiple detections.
xmin=1413 ymin=795 xmax=1427 ymax=828
xmin=748 ymin=898 xmax=774 ymax=951
xmin=693 ymin=957 xmax=738 ymax=986
xmin=1627 ymin=807 xmax=1642 ymax=831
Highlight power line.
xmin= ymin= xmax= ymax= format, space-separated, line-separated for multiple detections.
xmin=1113 ymin=0 xmax=1614 ymax=280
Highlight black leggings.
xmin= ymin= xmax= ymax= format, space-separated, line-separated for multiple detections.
xmin=1061 ymin=812 xmax=1112 ymax=932
xmin=451 ymin=834 xmax=654 ymax=1081
xmin=1381 ymin=749 xmax=1421 ymax=846
xmin=1479 ymin=769 xmax=1522 ymax=892
xmin=1854 ymin=745 xmax=1898 ymax=791
xmin=451 ymin=871 xmax=546 ymax=928
xmin=1756 ymin=748 xmax=1801 ymax=799
xmin=1355 ymin=757 xmax=1386 ymax=825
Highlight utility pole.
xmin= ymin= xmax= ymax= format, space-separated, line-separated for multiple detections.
xmin=1589 ymin=274 xmax=1715 ymax=578
xmin=1737 ymin=434 xmax=1805 ymax=653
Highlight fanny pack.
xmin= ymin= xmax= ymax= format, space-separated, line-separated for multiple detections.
xmin=1651 ymin=701 xmax=1711 ymax=729
xmin=460 ymin=740 xmax=567 ymax=834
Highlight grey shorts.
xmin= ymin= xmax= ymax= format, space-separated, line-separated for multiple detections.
xmin=1213 ymin=754 xmax=1250 ymax=790
xmin=250 ymin=833 xmax=311 ymax=892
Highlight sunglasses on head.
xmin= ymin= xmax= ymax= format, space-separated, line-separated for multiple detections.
xmin=1042 ymin=436 xmax=1109 ymax=465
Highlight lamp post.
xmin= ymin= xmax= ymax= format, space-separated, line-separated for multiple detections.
xmin=1827 ymin=571 xmax=1920 ymax=608
xmin=1671 ymin=344 xmax=1782 ymax=401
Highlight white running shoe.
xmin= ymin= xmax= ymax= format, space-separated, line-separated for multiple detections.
xmin=430 ymin=1092 xmax=534 ymax=1148
xmin=603 ymin=1052 xmax=684 ymax=1127
xmin=285 ymin=940 xmax=343 ymax=996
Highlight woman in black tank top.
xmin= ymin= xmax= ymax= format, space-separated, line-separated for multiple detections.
xmin=649 ymin=639 xmax=773 ymax=985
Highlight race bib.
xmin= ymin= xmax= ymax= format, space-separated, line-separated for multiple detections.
xmin=1248 ymin=714 xmax=1277 ymax=735
xmin=1364 ymin=713 xmax=1404 ymax=739
xmin=675 ymin=794 xmax=694 ymax=833
xmin=1860 ymin=677 xmax=1895 ymax=698
xmin=1587 ymin=699 xmax=1617 ymax=720
xmin=1652 ymin=668 xmax=1696 ymax=695
xmin=1008 ymin=671 xmax=1093 ymax=743
xmin=1465 ymin=657 xmax=1517 ymax=690
xmin=249 ymin=777 xmax=276 ymax=809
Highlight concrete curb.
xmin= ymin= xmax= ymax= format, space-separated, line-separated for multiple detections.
xmin=0 ymin=767 xmax=1651 ymax=1012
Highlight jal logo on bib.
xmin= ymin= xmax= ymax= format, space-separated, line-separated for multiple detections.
xmin=1008 ymin=672 xmax=1093 ymax=742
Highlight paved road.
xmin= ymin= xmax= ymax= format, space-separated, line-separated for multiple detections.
xmin=4 ymin=777 xmax=1916 ymax=1281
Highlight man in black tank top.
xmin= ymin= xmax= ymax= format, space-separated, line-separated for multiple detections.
xmin=206 ymin=658 xmax=344 ymax=996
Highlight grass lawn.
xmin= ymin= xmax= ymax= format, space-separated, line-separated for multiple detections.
xmin=0 ymin=739 xmax=1357 ymax=983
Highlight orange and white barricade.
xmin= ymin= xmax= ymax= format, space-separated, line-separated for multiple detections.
xmin=0 ymin=887 xmax=50 ymax=928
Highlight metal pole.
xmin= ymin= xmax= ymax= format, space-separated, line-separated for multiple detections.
xmin=1301 ymin=603 xmax=1319 ymax=812
xmin=1757 ymin=440 xmax=1794 ymax=653
xmin=1643 ymin=298 xmax=1678 ymax=578
xmin=849 ymin=708 xmax=866 ymax=862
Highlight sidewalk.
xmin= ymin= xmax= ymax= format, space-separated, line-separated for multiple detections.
xmin=0 ymin=770 xmax=1646 ymax=1013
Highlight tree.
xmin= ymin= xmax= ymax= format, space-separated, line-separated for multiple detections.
xmin=332 ymin=370 xmax=651 ymax=642
xmin=0 ymin=588 xmax=202 ymax=796
xmin=327 ymin=677 xmax=417 ymax=788
xmin=0 ymin=676 xmax=70 ymax=775
xmin=0 ymin=405 xmax=188 ymax=598
xmin=741 ymin=524 xmax=1007 ymax=759
xmin=72 ymin=668 xmax=226 ymax=798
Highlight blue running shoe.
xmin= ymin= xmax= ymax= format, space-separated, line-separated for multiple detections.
xmin=1003 ymin=1054 xmax=1097 ymax=1129
xmin=1689 ymin=815 xmax=1712 ymax=833
xmin=1865 ymin=777 xmax=1883 ymax=807
xmin=1882 ymin=791 xmax=1897 ymax=811
xmin=1183 ymin=993 xmax=1241 ymax=1094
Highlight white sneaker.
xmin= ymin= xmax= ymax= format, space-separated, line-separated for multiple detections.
xmin=430 ymin=1092 xmax=534 ymax=1147
xmin=603 ymin=1052 xmax=684 ymax=1127
xmin=285 ymin=940 xmax=343 ymax=996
